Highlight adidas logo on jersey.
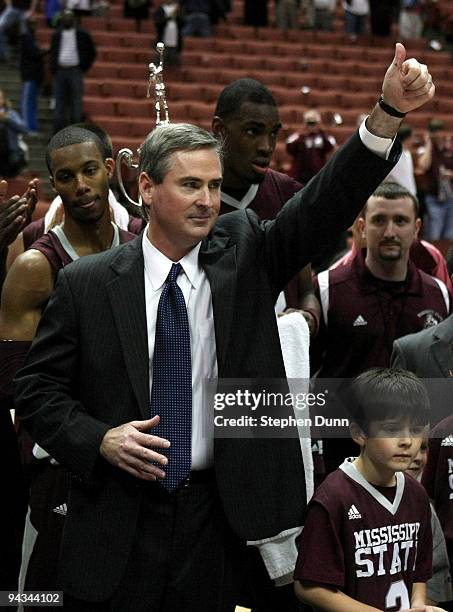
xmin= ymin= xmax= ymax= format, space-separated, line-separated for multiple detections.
xmin=52 ymin=503 xmax=67 ymax=516
xmin=441 ymin=435 xmax=453 ymax=447
xmin=348 ymin=505 xmax=362 ymax=520
xmin=353 ymin=315 xmax=368 ymax=327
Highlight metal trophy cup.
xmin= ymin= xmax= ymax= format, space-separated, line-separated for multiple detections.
xmin=115 ymin=42 xmax=170 ymax=207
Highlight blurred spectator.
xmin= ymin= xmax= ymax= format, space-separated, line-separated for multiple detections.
xmin=0 ymin=89 xmax=28 ymax=178
xmin=0 ymin=0 xmax=38 ymax=62
xmin=385 ymin=124 xmax=417 ymax=196
xmin=343 ymin=0 xmax=369 ymax=41
xmin=417 ymin=119 xmax=453 ymax=240
xmin=244 ymin=0 xmax=269 ymax=26
xmin=67 ymin=0 xmax=92 ymax=20
xmin=154 ymin=1 xmax=182 ymax=65
xmin=399 ymin=0 xmax=424 ymax=39
xmin=275 ymin=0 xmax=299 ymax=29
xmin=19 ymin=15 xmax=45 ymax=134
xmin=301 ymin=0 xmax=315 ymax=28
xmin=369 ymin=0 xmax=396 ymax=36
xmin=180 ymin=0 xmax=212 ymax=36
xmin=123 ymin=0 xmax=151 ymax=32
xmin=286 ymin=108 xmax=337 ymax=185
xmin=313 ymin=0 xmax=336 ymax=30
xmin=45 ymin=0 xmax=63 ymax=27
xmin=50 ymin=9 xmax=96 ymax=133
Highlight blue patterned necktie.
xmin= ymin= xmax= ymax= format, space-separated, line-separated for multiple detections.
xmin=150 ymin=263 xmax=192 ymax=492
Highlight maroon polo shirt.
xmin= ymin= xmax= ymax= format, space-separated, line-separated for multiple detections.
xmin=295 ymin=461 xmax=432 ymax=610
xmin=220 ymin=168 xmax=302 ymax=308
xmin=312 ymin=250 xmax=450 ymax=377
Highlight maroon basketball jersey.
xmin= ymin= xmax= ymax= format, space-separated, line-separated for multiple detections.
xmin=295 ymin=459 xmax=432 ymax=610
xmin=29 ymin=226 xmax=136 ymax=276
xmin=422 ymin=415 xmax=453 ymax=545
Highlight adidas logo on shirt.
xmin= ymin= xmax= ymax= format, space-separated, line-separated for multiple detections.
xmin=348 ymin=504 xmax=362 ymax=520
xmin=353 ymin=315 xmax=368 ymax=327
xmin=52 ymin=503 xmax=67 ymax=516
xmin=441 ymin=435 xmax=453 ymax=447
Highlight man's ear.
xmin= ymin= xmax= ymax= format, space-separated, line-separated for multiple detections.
xmin=49 ymin=175 xmax=56 ymax=192
xmin=414 ymin=217 xmax=421 ymax=238
xmin=350 ymin=422 xmax=367 ymax=449
xmin=212 ymin=116 xmax=226 ymax=138
xmin=104 ymin=157 xmax=115 ymax=179
xmin=357 ymin=216 xmax=366 ymax=239
xmin=139 ymin=171 xmax=154 ymax=206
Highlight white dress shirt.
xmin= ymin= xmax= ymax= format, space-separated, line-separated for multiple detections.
xmin=142 ymin=230 xmax=217 ymax=470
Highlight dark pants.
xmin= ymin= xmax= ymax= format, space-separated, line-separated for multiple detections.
xmin=60 ymin=477 xmax=244 ymax=611
xmin=0 ymin=410 xmax=28 ymax=590
xmin=53 ymin=66 xmax=84 ymax=133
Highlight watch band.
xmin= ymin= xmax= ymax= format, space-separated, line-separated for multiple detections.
xmin=378 ymin=95 xmax=407 ymax=118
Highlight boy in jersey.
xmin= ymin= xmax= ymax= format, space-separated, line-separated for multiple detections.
xmin=295 ymin=368 xmax=445 ymax=611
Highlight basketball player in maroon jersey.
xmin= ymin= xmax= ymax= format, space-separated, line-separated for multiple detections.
xmin=0 ymin=125 xmax=135 ymax=592
xmin=295 ymin=368 xmax=445 ymax=611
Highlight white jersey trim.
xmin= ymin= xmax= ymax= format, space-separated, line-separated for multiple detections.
xmin=220 ymin=184 xmax=259 ymax=210
xmin=317 ymin=270 xmax=330 ymax=325
xmin=339 ymin=459 xmax=405 ymax=516
xmin=52 ymin=222 xmax=120 ymax=263
xmin=432 ymin=276 xmax=450 ymax=313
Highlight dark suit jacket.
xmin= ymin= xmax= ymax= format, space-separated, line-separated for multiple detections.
xmin=391 ymin=313 xmax=453 ymax=377
xmin=50 ymin=28 xmax=96 ymax=74
xmin=15 ymin=132 xmax=397 ymax=600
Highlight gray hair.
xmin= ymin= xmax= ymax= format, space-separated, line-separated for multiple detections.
xmin=139 ymin=123 xmax=223 ymax=183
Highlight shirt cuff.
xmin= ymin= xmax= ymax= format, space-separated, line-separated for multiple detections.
xmin=359 ymin=117 xmax=396 ymax=160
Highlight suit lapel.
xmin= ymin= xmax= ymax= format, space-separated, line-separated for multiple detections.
xmin=106 ymin=239 xmax=150 ymax=419
xmin=200 ymin=236 xmax=236 ymax=375
xmin=431 ymin=323 xmax=453 ymax=377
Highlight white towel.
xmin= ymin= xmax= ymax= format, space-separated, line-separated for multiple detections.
xmin=248 ymin=311 xmax=312 ymax=583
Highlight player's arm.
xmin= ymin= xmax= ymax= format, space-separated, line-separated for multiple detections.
xmin=297 ymin=264 xmax=320 ymax=337
xmin=0 ymin=249 xmax=54 ymax=341
xmin=294 ymin=581 xmax=381 ymax=611
xmin=0 ymin=250 xmax=53 ymax=408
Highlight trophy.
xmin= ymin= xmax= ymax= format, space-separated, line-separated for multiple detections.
xmin=116 ymin=42 xmax=170 ymax=208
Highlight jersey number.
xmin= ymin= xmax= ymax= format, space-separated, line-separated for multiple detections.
xmin=385 ymin=580 xmax=410 ymax=611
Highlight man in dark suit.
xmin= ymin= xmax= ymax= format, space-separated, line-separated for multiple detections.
xmin=15 ymin=44 xmax=434 ymax=610
xmin=392 ymin=314 xmax=453 ymax=377
xmin=50 ymin=9 xmax=96 ymax=133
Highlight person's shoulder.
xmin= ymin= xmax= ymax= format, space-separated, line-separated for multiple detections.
xmin=403 ymin=472 xmax=431 ymax=507
xmin=213 ymin=207 xmax=260 ymax=233
xmin=395 ymin=317 xmax=446 ymax=350
xmin=312 ymin=468 xmax=350 ymax=503
xmin=417 ymin=266 xmax=447 ymax=292
xmin=23 ymin=217 xmax=45 ymax=247
xmin=71 ymin=239 xmax=138 ymax=273
xmin=430 ymin=414 xmax=453 ymax=438
xmin=5 ymin=248 xmax=54 ymax=299
xmin=321 ymin=259 xmax=355 ymax=287
xmin=264 ymin=168 xmax=303 ymax=196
